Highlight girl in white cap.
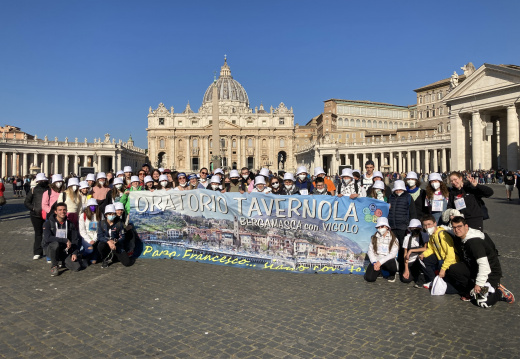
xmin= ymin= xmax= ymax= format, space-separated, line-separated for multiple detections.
xmin=157 ymin=174 xmax=173 ymax=190
xmin=144 ymin=175 xmax=155 ymax=191
xmin=365 ymin=217 xmax=399 ymax=282
xmin=78 ymin=181 xmax=92 ymax=209
xmin=92 ymin=172 xmax=110 ymax=204
xmin=209 ymin=175 xmax=224 ymax=192
xmin=367 ymin=180 xmax=388 ymax=202
xmin=120 ymin=176 xmax=143 ymax=214
xmin=405 ymin=171 xmax=427 ymax=219
xmin=79 ymin=198 xmax=101 ymax=263
xmin=41 ymin=174 xmax=65 ymax=220
xmin=425 ymin=172 xmax=449 ymax=224
xmin=251 ymin=176 xmax=272 ymax=193
xmin=100 ymin=177 xmax=126 ymax=214
xmin=57 ymin=177 xmax=82 ymax=227
xmin=401 ymin=219 xmax=429 ymax=287
xmin=97 ymin=204 xmax=133 ymax=268
xmin=281 ymin=173 xmax=300 ymax=195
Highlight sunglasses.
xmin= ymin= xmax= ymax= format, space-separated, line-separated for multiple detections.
xmin=200 ymin=172 xmax=208 ymax=174
xmin=271 ymin=182 xmax=279 ymax=184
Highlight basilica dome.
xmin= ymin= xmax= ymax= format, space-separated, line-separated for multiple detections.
xmin=202 ymin=58 xmax=249 ymax=107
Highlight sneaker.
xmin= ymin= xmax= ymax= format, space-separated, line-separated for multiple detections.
xmin=101 ymin=260 xmax=109 ymax=268
xmin=460 ymin=295 xmax=472 ymax=302
xmin=423 ymin=282 xmax=431 ymax=289
xmin=387 ymin=276 xmax=396 ymax=283
xmin=50 ymin=266 xmax=59 ymax=277
xmin=33 ymin=255 xmax=41 ymax=260
xmin=498 ymin=284 xmax=515 ymax=304
xmin=46 ymin=257 xmax=51 ymax=264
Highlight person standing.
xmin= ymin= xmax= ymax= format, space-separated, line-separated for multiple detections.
xmin=504 ymin=171 xmax=515 ymax=201
xmin=24 ymin=173 xmax=49 ymax=259
xmin=361 ymin=160 xmax=376 ymax=192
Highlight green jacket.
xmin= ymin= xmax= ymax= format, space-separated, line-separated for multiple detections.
xmin=120 ymin=186 xmax=143 ymax=214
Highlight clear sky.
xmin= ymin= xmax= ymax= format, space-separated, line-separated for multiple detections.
xmin=1 ymin=0 xmax=519 ymax=148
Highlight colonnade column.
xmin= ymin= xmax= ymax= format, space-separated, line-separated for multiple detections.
xmin=441 ymin=148 xmax=447 ymax=173
xmin=425 ymin=150 xmax=430 ymax=173
xmin=507 ymin=105 xmax=519 ymax=170
xmin=415 ymin=150 xmax=420 ymax=173
xmin=22 ymin=153 xmax=28 ymax=176
xmin=407 ymin=150 xmax=411 ymax=173
xmin=1 ymin=151 xmax=6 ymax=178
xmin=432 ymin=149 xmax=438 ymax=173
xmin=112 ymin=154 xmax=116 ymax=172
xmin=472 ymin=111 xmax=483 ymax=170
xmin=64 ymin=154 xmax=69 ymax=176
xmin=11 ymin=152 xmax=17 ymax=176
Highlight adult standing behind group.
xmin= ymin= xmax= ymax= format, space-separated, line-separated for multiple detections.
xmin=448 ymin=172 xmax=493 ymax=231
xmin=24 ymin=173 xmax=49 ymax=259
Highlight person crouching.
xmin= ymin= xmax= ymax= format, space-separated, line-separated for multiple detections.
xmin=364 ymin=217 xmax=399 ymax=283
xmin=97 ymin=204 xmax=134 ymax=268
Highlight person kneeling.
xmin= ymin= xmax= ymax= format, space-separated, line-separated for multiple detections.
xmin=364 ymin=217 xmax=398 ymax=283
xmin=43 ymin=202 xmax=87 ymax=276
xmin=97 ymin=204 xmax=134 ymax=268
xmin=451 ymin=216 xmax=515 ymax=307
xmin=401 ymin=219 xmax=428 ymax=286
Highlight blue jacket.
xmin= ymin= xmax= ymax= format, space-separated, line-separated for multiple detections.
xmin=388 ymin=192 xmax=417 ymax=231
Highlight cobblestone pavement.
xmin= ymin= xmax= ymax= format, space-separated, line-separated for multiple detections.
xmin=0 ymin=184 xmax=519 ymax=358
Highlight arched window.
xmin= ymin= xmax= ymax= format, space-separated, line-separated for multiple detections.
xmin=232 ymin=139 xmax=236 ymax=148
xmin=393 ymin=122 xmax=397 ymax=129
xmin=338 ymin=118 xmax=343 ymax=126
xmin=262 ymin=139 xmax=267 ymax=147
xmin=378 ymin=121 xmax=382 ymax=129
xmin=192 ymin=138 xmax=198 ymax=148
xmin=280 ymin=138 xmax=285 ymax=147
xmin=350 ymin=119 xmax=355 ymax=127
xmin=248 ymin=138 xmax=253 ymax=147
xmin=356 ymin=119 xmax=360 ymax=127
xmin=384 ymin=121 xmax=388 ymax=129
xmin=367 ymin=120 xmax=372 ymax=128
xmin=362 ymin=120 xmax=366 ymax=127
xmin=220 ymin=138 xmax=225 ymax=148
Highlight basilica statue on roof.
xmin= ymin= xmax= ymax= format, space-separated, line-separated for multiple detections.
xmin=147 ymin=57 xmax=295 ymax=173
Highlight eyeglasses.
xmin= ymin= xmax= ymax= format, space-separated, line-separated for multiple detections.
xmin=452 ymin=224 xmax=465 ymax=230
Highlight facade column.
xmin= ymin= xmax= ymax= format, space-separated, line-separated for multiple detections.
xmin=507 ymin=105 xmax=519 ymax=170
xmin=398 ymin=151 xmax=402 ymax=173
xmin=407 ymin=150 xmax=411 ymax=173
xmin=432 ymin=149 xmax=438 ymax=173
xmin=472 ymin=111 xmax=483 ymax=170
xmin=481 ymin=114 xmax=492 ymax=170
xmin=83 ymin=155 xmax=88 ymax=168
xmin=425 ymin=150 xmax=430 ymax=173
xmin=450 ymin=113 xmax=465 ymax=171
xmin=441 ymin=148 xmax=447 ymax=173
xmin=361 ymin=153 xmax=366 ymax=168
xmin=22 ymin=152 xmax=28 ymax=176
xmin=44 ymin=154 xmax=49 ymax=175
xmin=12 ymin=152 xmax=18 ymax=176
xmin=112 ymin=154 xmax=116 ymax=172
xmin=74 ymin=154 xmax=79 ymax=175
xmin=186 ymin=137 xmax=191 ymax=171
xmin=1 ymin=151 xmax=6 ymax=178
xmin=64 ymin=154 xmax=69 ymax=176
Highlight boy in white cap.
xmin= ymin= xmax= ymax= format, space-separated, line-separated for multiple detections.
xmin=226 ymin=169 xmax=246 ymax=193
xmin=365 ymin=217 xmax=399 ymax=282
xmin=24 ymin=173 xmax=50 ymax=260
xmin=313 ymin=167 xmax=336 ymax=195
xmin=97 ymin=204 xmax=133 ymax=268
xmin=405 ymin=171 xmax=426 ymax=220
xmin=209 ymin=175 xmax=224 ymax=192
xmin=251 ymin=176 xmax=271 ymax=193
xmin=337 ymin=168 xmax=366 ymax=199
xmin=294 ymin=166 xmax=314 ymax=195
xmin=281 ymin=173 xmax=300 ymax=195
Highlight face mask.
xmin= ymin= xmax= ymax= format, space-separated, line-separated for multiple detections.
xmin=242 ymin=175 xmax=249 ymax=180
xmin=256 ymin=186 xmax=265 ymax=192
xmin=411 ymin=229 xmax=422 ymax=236
xmin=211 ymin=184 xmax=219 ymax=190
xmin=180 ymin=182 xmax=188 ymax=187
xmin=377 ymin=227 xmax=387 ymax=236
xmin=396 ymin=191 xmax=403 ymax=196
xmin=71 ymin=186 xmax=78 ymax=191
xmin=431 ymin=182 xmax=440 ymax=190
xmin=343 ymin=178 xmax=351 ymax=185
xmin=317 ymin=188 xmax=325 ymax=193
xmin=407 ymin=180 xmax=416 ymax=187
xmin=298 ymin=174 xmax=306 ymax=181
xmin=426 ymin=227 xmax=435 ymax=235
xmin=55 ymin=182 xmax=63 ymax=188
xmin=99 ymin=181 xmax=105 ymax=186
xmin=160 ymin=181 xmax=168 ymax=187
xmin=285 ymin=184 xmax=293 ymax=191
xmin=272 ymin=183 xmax=279 ymax=189
xmin=89 ymin=205 xmax=96 ymax=212
xmin=375 ymin=189 xmax=382 ymax=194
xmin=115 ymin=184 xmax=123 ymax=189
xmin=107 ymin=215 xmax=116 ymax=222
xmin=231 ymin=179 xmax=238 ymax=184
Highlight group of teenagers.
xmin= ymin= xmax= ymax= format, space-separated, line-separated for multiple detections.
xmin=22 ymin=161 xmax=515 ymax=307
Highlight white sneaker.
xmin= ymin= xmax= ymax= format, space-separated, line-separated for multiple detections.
xmin=423 ymin=282 xmax=431 ymax=289
xmin=33 ymin=255 xmax=41 ymax=260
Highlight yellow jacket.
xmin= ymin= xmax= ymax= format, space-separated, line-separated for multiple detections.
xmin=422 ymin=227 xmax=460 ymax=271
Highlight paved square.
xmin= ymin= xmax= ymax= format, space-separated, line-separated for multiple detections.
xmin=1 ymin=184 xmax=519 ymax=358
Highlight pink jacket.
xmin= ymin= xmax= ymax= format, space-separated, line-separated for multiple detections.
xmin=41 ymin=189 xmax=61 ymax=219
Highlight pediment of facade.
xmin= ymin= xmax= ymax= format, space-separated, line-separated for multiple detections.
xmin=444 ymin=64 xmax=520 ymax=102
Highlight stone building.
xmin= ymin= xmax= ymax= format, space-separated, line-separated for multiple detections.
xmin=0 ymin=130 xmax=147 ymax=177
xmin=147 ymin=58 xmax=295 ymax=173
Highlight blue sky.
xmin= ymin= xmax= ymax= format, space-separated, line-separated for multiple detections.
xmin=1 ymin=1 xmax=518 ymax=148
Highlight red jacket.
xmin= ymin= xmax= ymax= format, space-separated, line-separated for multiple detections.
xmin=0 ymin=182 xmax=5 ymax=196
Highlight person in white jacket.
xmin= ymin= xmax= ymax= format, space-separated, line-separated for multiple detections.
xmin=79 ymin=198 xmax=101 ymax=263
xmin=364 ymin=217 xmax=399 ymax=282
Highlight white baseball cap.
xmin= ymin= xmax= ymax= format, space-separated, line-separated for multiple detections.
xmin=259 ymin=168 xmax=270 ymax=177
xmin=124 ymin=166 xmax=132 ymax=173
xmin=52 ymin=174 xmax=63 ymax=183
xmin=283 ymin=173 xmax=295 ymax=181
xmin=408 ymin=219 xmax=422 ymax=229
xmin=67 ymin=178 xmax=79 ymax=187
xmin=255 ymin=176 xmax=266 ymax=185
xmin=429 ymin=173 xmax=442 ymax=182
xmin=376 ymin=217 xmax=390 ymax=229
xmin=296 ymin=166 xmax=308 ymax=175
xmin=86 ymin=173 xmax=96 ymax=182
xmin=104 ymin=204 xmax=116 ymax=214
xmin=392 ymin=180 xmax=406 ymax=192
xmin=406 ymin=171 xmax=418 ymax=180
xmin=341 ymin=168 xmax=353 ymax=178
xmin=314 ymin=167 xmax=326 ymax=176
xmin=35 ymin=173 xmax=48 ymax=182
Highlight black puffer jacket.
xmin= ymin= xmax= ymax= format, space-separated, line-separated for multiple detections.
xmin=388 ymin=192 xmax=417 ymax=231
xmin=24 ymin=182 xmax=49 ymax=218
xmin=448 ymin=182 xmax=493 ymax=230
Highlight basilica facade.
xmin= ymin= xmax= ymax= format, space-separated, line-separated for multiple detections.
xmin=147 ymin=58 xmax=295 ymax=173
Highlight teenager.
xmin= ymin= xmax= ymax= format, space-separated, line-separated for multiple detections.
xmin=364 ymin=217 xmax=399 ymax=282
xmin=401 ymin=219 xmax=428 ymax=286
xmin=97 ymin=204 xmax=133 ymax=268
xmin=425 ymin=173 xmax=449 ymax=224
xmin=24 ymin=173 xmax=49 ymax=259
xmin=78 ymin=181 xmax=92 ymax=209
xmin=269 ymin=176 xmax=283 ymax=195
xmin=361 ymin=160 xmax=376 ymax=192
xmin=313 ymin=167 xmax=336 ymax=195
xmin=92 ymin=172 xmax=111 ymax=204
xmin=405 ymin=171 xmax=427 ymax=220
xmin=367 ymin=180 xmax=388 ymax=202
xmin=144 ymin=175 xmax=155 ymax=191
xmin=120 ymin=176 xmax=143 ymax=214
xmin=251 ymin=176 xmax=271 ymax=194
xmin=78 ymin=198 xmax=101 ymax=263
xmin=311 ymin=177 xmax=332 ymax=195
xmin=281 ymin=173 xmax=300 ymax=195
xmin=173 ymin=173 xmax=189 ymax=191
xmin=57 ymin=177 xmax=82 ymax=227
xmin=41 ymin=174 xmax=65 ymax=221
xmin=337 ymin=168 xmax=366 ymax=199
xmin=294 ymin=166 xmax=314 ymax=195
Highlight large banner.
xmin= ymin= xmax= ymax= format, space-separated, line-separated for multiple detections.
xmin=130 ymin=190 xmax=389 ymax=275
